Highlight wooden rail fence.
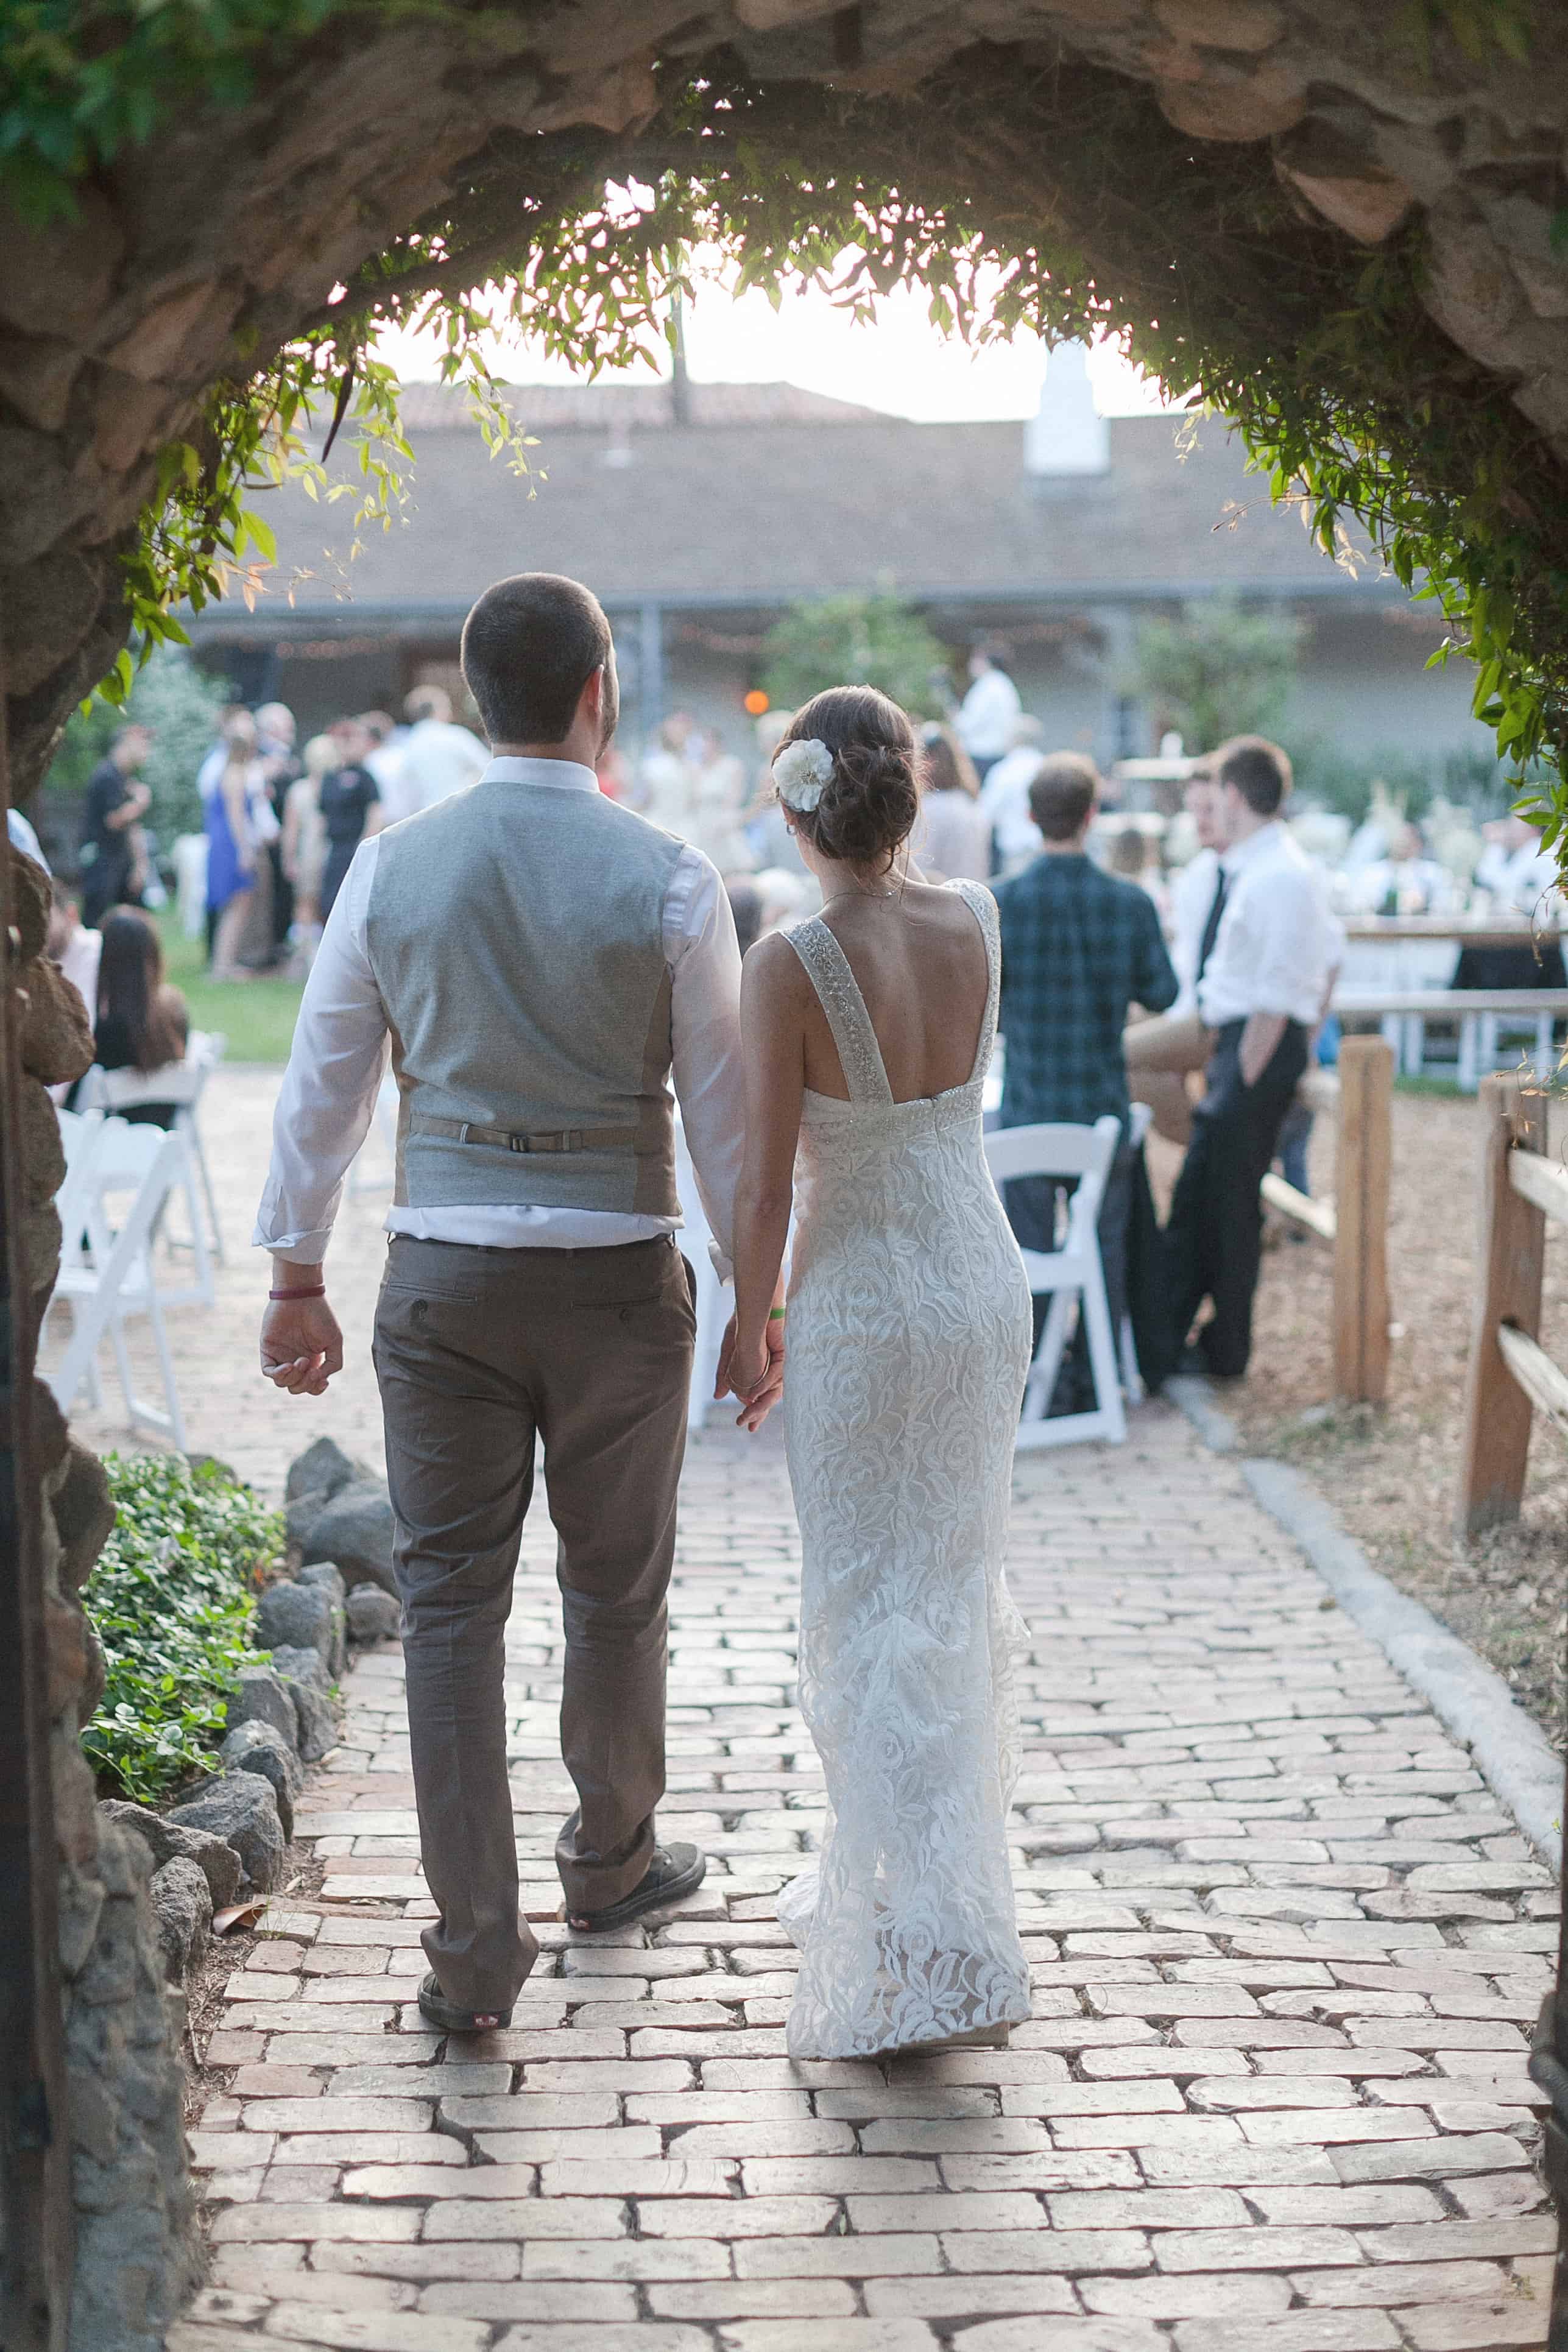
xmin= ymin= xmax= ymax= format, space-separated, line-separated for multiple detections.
xmin=1259 ymin=1033 xmax=1394 ymax=1406
xmin=1455 ymin=1070 xmax=1561 ymax=1538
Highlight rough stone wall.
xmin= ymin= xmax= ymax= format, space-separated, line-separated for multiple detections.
xmin=9 ymin=844 xmax=199 ymax=2347
xmin=3 ymin=0 xmax=1568 ymax=796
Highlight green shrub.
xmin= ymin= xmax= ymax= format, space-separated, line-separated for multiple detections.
xmin=80 ymin=1453 xmax=282 ymax=1804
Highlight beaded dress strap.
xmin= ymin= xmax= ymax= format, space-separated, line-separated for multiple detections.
xmin=782 ymin=919 xmax=895 ymax=1105
xmin=951 ymin=879 xmax=1001 ymax=1087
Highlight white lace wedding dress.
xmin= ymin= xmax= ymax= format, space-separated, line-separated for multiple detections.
xmin=776 ymin=879 xmax=1034 ymax=2059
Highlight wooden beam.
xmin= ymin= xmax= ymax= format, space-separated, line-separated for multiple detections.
xmin=1510 ymin=1148 xmax=1568 ymax=1231
xmin=1457 ymin=1073 xmax=1548 ymax=1538
xmin=1261 ymin=1171 xmax=1337 ymax=1243
xmin=1497 ymin=1324 xmax=1568 ymax=1443
xmin=1333 ymin=1035 xmax=1393 ymax=1405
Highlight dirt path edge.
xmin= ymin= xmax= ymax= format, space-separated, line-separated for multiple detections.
xmin=1164 ymin=1382 xmax=1564 ymax=1871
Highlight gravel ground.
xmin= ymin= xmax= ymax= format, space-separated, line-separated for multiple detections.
xmin=1149 ymin=1084 xmax=1568 ymax=1753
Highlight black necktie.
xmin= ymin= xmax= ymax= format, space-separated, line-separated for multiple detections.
xmin=1196 ymin=866 xmax=1229 ymax=985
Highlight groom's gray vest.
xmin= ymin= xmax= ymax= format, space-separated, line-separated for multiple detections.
xmin=364 ymin=777 xmax=684 ymax=1217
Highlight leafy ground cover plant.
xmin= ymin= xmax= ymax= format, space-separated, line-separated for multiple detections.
xmin=80 ymin=1453 xmax=281 ymax=1803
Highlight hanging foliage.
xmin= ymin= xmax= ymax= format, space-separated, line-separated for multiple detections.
xmin=7 ymin=24 xmax=1567 ymax=844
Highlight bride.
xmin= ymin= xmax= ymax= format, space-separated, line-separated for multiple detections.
xmin=719 ymin=685 xmax=1034 ymax=2061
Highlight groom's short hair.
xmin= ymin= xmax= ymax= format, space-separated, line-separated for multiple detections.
xmin=461 ymin=573 xmax=613 ymax=746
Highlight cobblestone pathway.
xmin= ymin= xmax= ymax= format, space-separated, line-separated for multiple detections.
xmin=174 ymin=1408 xmax=1556 ymax=2352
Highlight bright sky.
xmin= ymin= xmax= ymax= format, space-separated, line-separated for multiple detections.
xmin=376 ymin=270 xmax=1172 ymax=424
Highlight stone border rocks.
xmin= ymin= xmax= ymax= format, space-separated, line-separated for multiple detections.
xmin=1164 ymin=1380 xmax=1564 ymax=1873
xmin=93 ymin=1441 xmax=404 ymax=2001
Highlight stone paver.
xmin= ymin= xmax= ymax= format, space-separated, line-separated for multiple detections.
xmin=174 ymin=1411 xmax=1555 ymax=2349
xmin=64 ymin=1076 xmax=1552 ymax=2348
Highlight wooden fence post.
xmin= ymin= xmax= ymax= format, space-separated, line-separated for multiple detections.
xmin=1456 ymin=1072 xmax=1547 ymax=1539
xmin=1332 ymin=1036 xmax=1393 ymax=1404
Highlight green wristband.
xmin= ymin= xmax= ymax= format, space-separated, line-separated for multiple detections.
xmin=768 ymin=1307 xmax=786 ymax=1320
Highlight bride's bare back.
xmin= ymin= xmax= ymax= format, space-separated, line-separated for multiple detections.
xmin=796 ymin=878 xmax=992 ymax=1103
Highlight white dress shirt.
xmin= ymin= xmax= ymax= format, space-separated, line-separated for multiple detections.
xmin=383 ymin=718 xmax=489 ymax=823
xmin=255 ymin=758 xmax=745 ymax=1276
xmin=1197 ymin=820 xmax=1341 ymax=1029
xmin=954 ymin=669 xmax=1023 ymax=763
xmin=1168 ymin=846 xmax=1222 ymax=1017
xmin=977 ymin=747 xmax=1044 ymax=869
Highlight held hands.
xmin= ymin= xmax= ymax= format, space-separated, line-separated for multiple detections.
xmin=716 ymin=1312 xmax=786 ymax=1434
xmin=261 ymin=1293 xmax=344 ymax=1396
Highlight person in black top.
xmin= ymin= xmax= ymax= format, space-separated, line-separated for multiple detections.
xmin=318 ymin=719 xmax=383 ymax=919
xmin=85 ymin=906 xmax=189 ymax=1127
xmin=79 ymin=724 xmax=153 ymax=925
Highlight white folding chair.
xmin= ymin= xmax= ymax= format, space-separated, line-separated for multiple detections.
xmin=79 ymin=1027 xmax=227 ymax=1269
xmin=44 ymin=1123 xmax=189 ymax=1449
xmin=985 ymin=1115 xmax=1127 ymax=1450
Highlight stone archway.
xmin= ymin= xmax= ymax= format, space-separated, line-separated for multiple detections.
xmin=3 ymin=7 xmax=1566 ymax=2345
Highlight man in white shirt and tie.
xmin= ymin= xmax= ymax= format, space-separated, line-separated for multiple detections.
xmin=1125 ymin=760 xmax=1229 ymax=1145
xmin=255 ymin=573 xmax=766 ymax=2033
xmin=1154 ymin=735 xmax=1339 ymax=1383
xmin=380 ymin=684 xmax=489 ymax=822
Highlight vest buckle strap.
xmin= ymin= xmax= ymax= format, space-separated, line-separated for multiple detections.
xmin=411 ymin=1112 xmax=635 ymax=1156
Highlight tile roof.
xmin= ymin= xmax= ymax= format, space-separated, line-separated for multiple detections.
xmin=242 ymin=381 xmax=1399 ymax=623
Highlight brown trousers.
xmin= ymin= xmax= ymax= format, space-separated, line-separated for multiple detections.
xmin=372 ymin=1232 xmax=696 ymax=2010
xmin=1123 ymin=1008 xmax=1213 ymax=1146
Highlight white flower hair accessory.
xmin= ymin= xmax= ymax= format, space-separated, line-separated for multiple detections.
xmin=774 ymin=736 xmax=835 ymax=813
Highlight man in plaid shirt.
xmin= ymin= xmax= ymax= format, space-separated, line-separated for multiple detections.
xmin=993 ymin=753 xmax=1178 ymax=1409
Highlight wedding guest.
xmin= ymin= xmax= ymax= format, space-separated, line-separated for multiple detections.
xmin=87 ymin=905 xmax=189 ymax=1124
xmin=637 ymin=712 xmax=699 ymax=830
xmin=80 ymin=724 xmax=153 ymax=925
xmin=48 ymin=881 xmax=101 ymax=1022
xmin=726 ymin=878 xmax=763 ymax=959
xmin=978 ymin=715 xmax=1045 ymax=874
xmin=387 ymin=685 xmax=488 ymax=821
xmin=256 ymin=701 xmax=301 ymax=959
xmin=283 ymin=733 xmax=334 ymax=940
xmin=913 ymin=722 xmax=992 ymax=880
xmin=1154 ymin=735 xmax=1341 ymax=1382
xmin=1124 ymin=761 xmax=1227 ymax=1146
xmin=953 ymin=643 xmax=1021 ymax=783
xmin=9 ymin=805 xmax=48 ymax=869
xmin=358 ymin=710 xmax=404 ymax=810
xmin=319 ymin=722 xmax=383 ymax=921
xmin=205 ymin=710 xmax=263 ymax=978
xmin=993 ymin=752 xmax=1178 ymax=1410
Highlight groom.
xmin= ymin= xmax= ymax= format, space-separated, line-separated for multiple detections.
xmin=256 ymin=572 xmax=773 ymax=2030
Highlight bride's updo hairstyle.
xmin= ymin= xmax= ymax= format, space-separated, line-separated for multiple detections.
xmin=772 ymin=686 xmax=919 ymax=871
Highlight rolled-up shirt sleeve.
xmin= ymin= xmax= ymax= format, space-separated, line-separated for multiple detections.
xmin=665 ymin=846 xmax=745 ymax=1284
xmin=253 ymin=838 xmax=389 ymax=1262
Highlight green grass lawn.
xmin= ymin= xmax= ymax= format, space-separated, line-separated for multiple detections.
xmin=158 ymin=915 xmax=304 ymax=1064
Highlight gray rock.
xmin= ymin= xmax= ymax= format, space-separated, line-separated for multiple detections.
xmin=168 ymin=1773 xmax=286 ymax=1892
xmin=269 ymin=1642 xmax=331 ymax=1693
xmin=149 ymin=1857 xmax=211 ymax=1983
xmin=97 ymin=1799 xmax=242 ymax=1907
xmin=269 ymin=1646 xmax=339 ymax=1763
xmin=219 ymin=1721 xmax=303 ymax=1835
xmin=297 ymin=1562 xmax=348 ymax=1672
xmin=295 ymin=1480 xmax=396 ymax=1595
xmin=345 ymin=1584 xmax=401 ymax=1644
xmin=255 ymin=1577 xmax=334 ymax=1662
xmin=286 ymin=1434 xmax=370 ymax=1505
xmin=225 ymin=1663 xmax=299 ymax=1749
xmin=298 ymin=1560 xmax=346 ymax=1606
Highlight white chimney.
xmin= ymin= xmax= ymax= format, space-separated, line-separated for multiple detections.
xmin=1023 ymin=341 xmax=1109 ymax=478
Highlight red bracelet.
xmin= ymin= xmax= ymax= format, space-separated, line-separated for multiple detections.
xmin=269 ymin=1283 xmax=326 ymax=1300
